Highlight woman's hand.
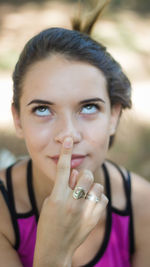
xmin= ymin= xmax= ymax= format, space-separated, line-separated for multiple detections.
xmin=33 ymin=137 xmax=108 ymax=267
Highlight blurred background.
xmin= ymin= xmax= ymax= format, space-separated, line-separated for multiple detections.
xmin=0 ymin=0 xmax=150 ymax=180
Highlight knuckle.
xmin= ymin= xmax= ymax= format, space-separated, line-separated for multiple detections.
xmin=90 ymin=183 xmax=104 ymax=195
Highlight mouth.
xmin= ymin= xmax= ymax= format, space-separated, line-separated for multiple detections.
xmin=50 ymin=154 xmax=87 ymax=168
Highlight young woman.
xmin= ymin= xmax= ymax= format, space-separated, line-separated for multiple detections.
xmin=0 ymin=3 xmax=150 ymax=267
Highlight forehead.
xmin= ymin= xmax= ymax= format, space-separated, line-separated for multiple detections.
xmin=21 ymin=54 xmax=108 ymax=102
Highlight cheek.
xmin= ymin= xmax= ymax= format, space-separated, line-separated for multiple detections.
xmin=83 ymin=119 xmax=111 ymax=170
xmin=84 ymin=118 xmax=110 ymax=149
xmin=83 ymin=126 xmax=110 ymax=173
xmin=87 ymin=130 xmax=110 ymax=159
xmin=22 ymin=122 xmax=53 ymax=153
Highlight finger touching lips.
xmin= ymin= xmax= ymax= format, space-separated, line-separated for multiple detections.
xmin=52 ymin=137 xmax=73 ymax=194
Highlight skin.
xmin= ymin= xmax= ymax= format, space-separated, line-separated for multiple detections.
xmin=0 ymin=54 xmax=150 ymax=266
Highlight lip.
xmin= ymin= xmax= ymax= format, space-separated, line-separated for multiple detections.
xmin=50 ymin=154 xmax=87 ymax=168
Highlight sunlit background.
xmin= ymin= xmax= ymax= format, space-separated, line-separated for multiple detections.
xmin=0 ymin=0 xmax=150 ymax=180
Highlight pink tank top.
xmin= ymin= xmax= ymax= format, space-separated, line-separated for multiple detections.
xmin=0 ymin=160 xmax=134 ymax=267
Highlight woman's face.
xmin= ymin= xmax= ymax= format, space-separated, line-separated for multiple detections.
xmin=12 ymin=54 xmax=120 ymax=180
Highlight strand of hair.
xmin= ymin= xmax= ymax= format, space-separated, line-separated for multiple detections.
xmin=82 ymin=0 xmax=111 ymax=34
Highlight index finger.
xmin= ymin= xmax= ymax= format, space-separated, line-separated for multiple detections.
xmin=53 ymin=137 xmax=73 ymax=194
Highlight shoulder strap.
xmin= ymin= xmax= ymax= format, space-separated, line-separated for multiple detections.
xmin=6 ymin=164 xmax=20 ymax=250
xmin=106 ymin=160 xmax=135 ymax=255
xmin=126 ymin=170 xmax=135 ymax=255
xmin=27 ymin=159 xmax=39 ymax=222
xmin=106 ymin=160 xmax=130 ymax=210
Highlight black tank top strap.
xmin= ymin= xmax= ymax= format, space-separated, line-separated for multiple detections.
xmin=0 ymin=160 xmax=39 ymax=251
xmin=6 ymin=164 xmax=20 ymax=250
xmin=27 ymin=159 xmax=39 ymax=222
xmin=126 ymin=170 xmax=135 ymax=255
xmin=106 ymin=160 xmax=135 ymax=255
xmin=106 ymin=160 xmax=130 ymax=210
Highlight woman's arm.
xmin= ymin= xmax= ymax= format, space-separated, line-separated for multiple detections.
xmin=131 ymin=173 xmax=150 ymax=267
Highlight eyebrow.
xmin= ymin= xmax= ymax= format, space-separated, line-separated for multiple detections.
xmin=27 ymin=97 xmax=105 ymax=106
xmin=79 ymin=98 xmax=105 ymax=105
xmin=27 ymin=99 xmax=55 ymax=106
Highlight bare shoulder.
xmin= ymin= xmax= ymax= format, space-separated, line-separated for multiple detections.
xmin=131 ymin=171 xmax=150 ymax=202
xmin=130 ymin=172 xmax=150 ymax=219
xmin=130 ymin=171 xmax=150 ymax=221
xmin=104 ymin=160 xmax=150 ymax=213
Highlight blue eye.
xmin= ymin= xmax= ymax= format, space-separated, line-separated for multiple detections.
xmin=81 ymin=104 xmax=99 ymax=114
xmin=32 ymin=106 xmax=51 ymax=117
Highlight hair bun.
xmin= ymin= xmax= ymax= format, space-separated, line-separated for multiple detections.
xmin=71 ymin=0 xmax=111 ymax=35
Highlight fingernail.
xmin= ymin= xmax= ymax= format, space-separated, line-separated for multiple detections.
xmin=63 ymin=137 xmax=73 ymax=148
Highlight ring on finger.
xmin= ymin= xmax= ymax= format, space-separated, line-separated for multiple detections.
xmin=85 ymin=193 xmax=100 ymax=203
xmin=73 ymin=186 xmax=86 ymax=200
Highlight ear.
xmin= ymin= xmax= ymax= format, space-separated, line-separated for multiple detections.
xmin=11 ymin=104 xmax=24 ymax=139
xmin=109 ymin=104 xmax=122 ymax=136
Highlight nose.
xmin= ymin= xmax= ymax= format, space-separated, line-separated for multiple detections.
xmin=54 ymin=117 xmax=82 ymax=144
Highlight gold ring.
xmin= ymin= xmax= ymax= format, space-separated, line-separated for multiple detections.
xmin=73 ymin=186 xmax=86 ymax=200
